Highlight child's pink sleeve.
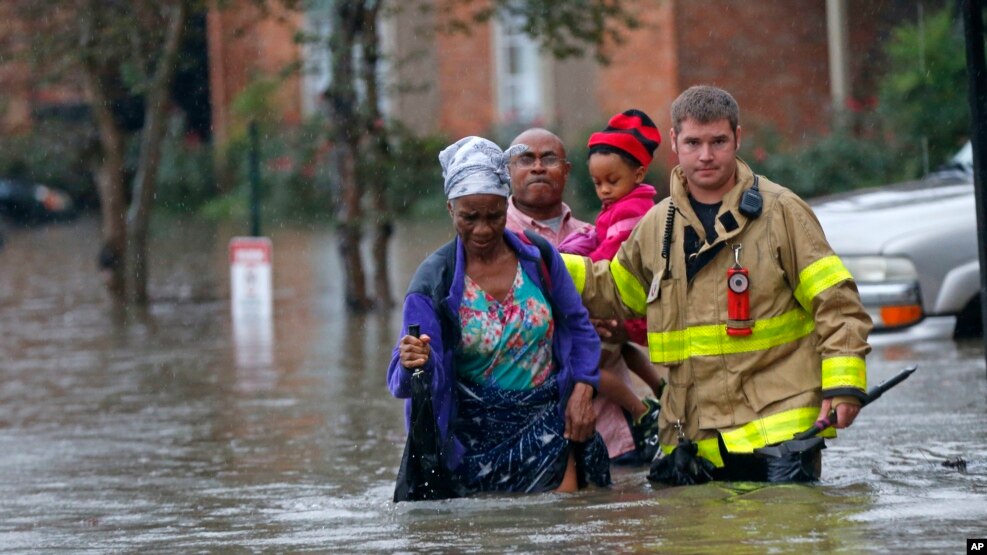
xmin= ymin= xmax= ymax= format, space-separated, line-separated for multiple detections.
xmin=587 ymin=216 xmax=642 ymax=262
xmin=557 ymin=227 xmax=598 ymax=255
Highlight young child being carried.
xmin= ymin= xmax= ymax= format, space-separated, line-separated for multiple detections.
xmin=567 ymin=109 xmax=667 ymax=464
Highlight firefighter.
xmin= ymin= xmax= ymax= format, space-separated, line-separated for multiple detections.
xmin=562 ymin=86 xmax=873 ymax=483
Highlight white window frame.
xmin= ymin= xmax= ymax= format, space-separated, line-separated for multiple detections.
xmin=492 ymin=12 xmax=549 ymax=125
xmin=300 ymin=1 xmax=333 ymax=118
xmin=300 ymin=2 xmax=391 ymax=119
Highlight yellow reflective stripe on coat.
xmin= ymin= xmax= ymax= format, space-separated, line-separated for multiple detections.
xmin=720 ymin=407 xmax=837 ymax=453
xmin=821 ymin=356 xmax=867 ymax=390
xmin=647 ymin=307 xmax=815 ymax=363
xmin=794 ymin=255 xmax=854 ymax=310
xmin=560 ymin=253 xmax=586 ymax=294
xmin=660 ymin=437 xmax=724 ymax=468
xmin=611 ymin=258 xmax=647 ymax=315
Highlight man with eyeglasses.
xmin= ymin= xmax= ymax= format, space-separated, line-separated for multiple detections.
xmin=506 ymin=127 xmax=649 ymax=466
xmin=505 ymin=128 xmax=595 ymax=250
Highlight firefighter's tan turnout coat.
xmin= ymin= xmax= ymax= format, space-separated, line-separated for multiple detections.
xmin=562 ymin=160 xmax=872 ymax=467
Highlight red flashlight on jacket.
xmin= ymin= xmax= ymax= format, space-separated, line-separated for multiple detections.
xmin=727 ymin=245 xmax=753 ymax=336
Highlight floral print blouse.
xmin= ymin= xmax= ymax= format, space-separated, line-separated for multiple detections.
xmin=455 ymin=262 xmax=555 ymax=390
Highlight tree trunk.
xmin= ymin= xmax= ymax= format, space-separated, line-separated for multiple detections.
xmin=329 ymin=1 xmax=372 ymax=311
xmin=336 ymin=142 xmax=372 ymax=310
xmin=126 ymin=1 xmax=188 ymax=304
xmin=370 ymin=191 xmax=394 ymax=309
xmin=82 ymin=65 xmax=128 ymax=300
xmin=361 ymin=0 xmax=394 ymax=308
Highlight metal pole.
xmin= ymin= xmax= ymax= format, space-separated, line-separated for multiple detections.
xmin=826 ymin=0 xmax=851 ymax=123
xmin=248 ymin=121 xmax=262 ymax=237
xmin=961 ymin=0 xmax=987 ymax=366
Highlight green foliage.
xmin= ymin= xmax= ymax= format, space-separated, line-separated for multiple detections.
xmin=199 ymin=120 xmax=452 ymax=224
xmin=230 ymin=78 xmax=283 ymax=133
xmin=198 ymin=185 xmax=249 ymax=222
xmin=161 ymin=108 xmax=488 ymax=225
xmin=205 ymin=82 xmax=336 ymax=223
xmin=747 ymin=126 xmax=903 ymax=199
xmin=368 ymin=126 xmax=450 ymax=218
xmin=224 ymin=119 xmax=335 ymax=222
xmin=747 ymin=5 xmax=975 ymax=198
xmin=878 ymin=5 xmax=971 ymax=172
xmin=261 ymin=120 xmax=336 ymax=221
xmin=154 ymin=118 xmax=215 ymax=213
xmin=437 ymin=0 xmax=639 ymax=64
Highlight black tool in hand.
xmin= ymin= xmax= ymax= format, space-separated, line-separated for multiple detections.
xmin=755 ymin=365 xmax=917 ymax=458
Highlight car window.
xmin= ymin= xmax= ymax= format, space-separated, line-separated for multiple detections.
xmin=928 ymin=141 xmax=973 ymax=180
xmin=952 ymin=142 xmax=973 ymax=173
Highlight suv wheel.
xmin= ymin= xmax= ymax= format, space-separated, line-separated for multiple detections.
xmin=953 ymin=296 xmax=983 ymax=339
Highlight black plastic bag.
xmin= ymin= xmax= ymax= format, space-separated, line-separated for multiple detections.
xmin=762 ymin=439 xmax=824 ymax=482
xmin=647 ymin=438 xmax=715 ymax=486
xmin=393 ymin=369 xmax=467 ymax=502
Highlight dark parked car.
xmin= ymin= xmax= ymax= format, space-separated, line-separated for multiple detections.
xmin=0 ymin=177 xmax=78 ymax=225
xmin=812 ymin=143 xmax=980 ymax=338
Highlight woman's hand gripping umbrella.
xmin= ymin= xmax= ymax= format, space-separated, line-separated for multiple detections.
xmin=393 ymin=324 xmax=467 ymax=502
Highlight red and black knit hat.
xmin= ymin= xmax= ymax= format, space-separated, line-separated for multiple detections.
xmin=587 ymin=109 xmax=661 ymax=167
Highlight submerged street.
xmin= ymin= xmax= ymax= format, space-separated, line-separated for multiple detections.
xmin=0 ymin=216 xmax=984 ymax=553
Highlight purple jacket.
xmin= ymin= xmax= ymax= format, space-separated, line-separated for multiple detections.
xmin=386 ymin=229 xmax=601 ymax=470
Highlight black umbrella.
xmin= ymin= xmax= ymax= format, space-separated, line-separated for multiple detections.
xmin=755 ymin=365 xmax=917 ymax=459
xmin=393 ymin=324 xmax=466 ymax=502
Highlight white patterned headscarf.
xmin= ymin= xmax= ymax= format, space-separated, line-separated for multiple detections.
xmin=439 ymin=136 xmax=528 ymax=200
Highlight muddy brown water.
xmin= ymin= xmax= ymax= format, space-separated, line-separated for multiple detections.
xmin=0 ymin=216 xmax=984 ymax=553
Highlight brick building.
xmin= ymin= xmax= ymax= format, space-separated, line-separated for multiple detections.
xmin=2 ymin=0 xmax=929 ymax=152
xmin=207 ymin=0 xmax=927 ymax=158
xmin=206 ymin=1 xmax=305 ymax=148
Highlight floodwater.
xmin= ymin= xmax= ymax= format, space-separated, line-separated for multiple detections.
xmin=0 ymin=215 xmax=985 ymax=553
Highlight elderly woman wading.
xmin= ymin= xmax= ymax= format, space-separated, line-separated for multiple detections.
xmin=388 ymin=136 xmax=611 ymax=496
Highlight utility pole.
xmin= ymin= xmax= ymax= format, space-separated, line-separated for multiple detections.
xmin=962 ymin=0 xmax=987 ymax=369
xmin=826 ymin=0 xmax=851 ymax=126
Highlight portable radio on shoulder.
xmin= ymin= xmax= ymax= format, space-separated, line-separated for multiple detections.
xmin=726 ymin=244 xmax=753 ymax=336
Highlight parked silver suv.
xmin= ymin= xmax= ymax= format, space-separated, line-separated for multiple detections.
xmin=812 ymin=143 xmax=980 ymax=338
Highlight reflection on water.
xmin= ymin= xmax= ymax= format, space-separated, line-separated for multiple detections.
xmin=0 ymin=216 xmax=984 ymax=552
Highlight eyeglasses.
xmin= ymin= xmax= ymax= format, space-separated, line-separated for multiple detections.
xmin=512 ymin=153 xmax=566 ymax=169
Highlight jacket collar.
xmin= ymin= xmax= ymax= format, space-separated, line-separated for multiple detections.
xmin=669 ymin=157 xmax=756 ymax=250
xmin=503 ymin=227 xmax=543 ymax=263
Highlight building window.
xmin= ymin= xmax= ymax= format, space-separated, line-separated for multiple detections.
xmin=493 ymin=12 xmax=545 ymax=124
xmin=300 ymin=0 xmax=333 ymax=118
xmin=300 ymin=1 xmax=390 ymax=119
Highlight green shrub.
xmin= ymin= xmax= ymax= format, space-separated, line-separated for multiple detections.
xmin=198 ymin=186 xmax=248 ymax=222
xmin=878 ymin=5 xmax=971 ymax=174
xmin=208 ymin=117 xmax=336 ymax=223
xmin=155 ymin=116 xmax=216 ymax=213
xmin=748 ymin=127 xmax=903 ymax=199
xmin=263 ymin=120 xmax=336 ymax=221
xmin=376 ymin=127 xmax=449 ymax=218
